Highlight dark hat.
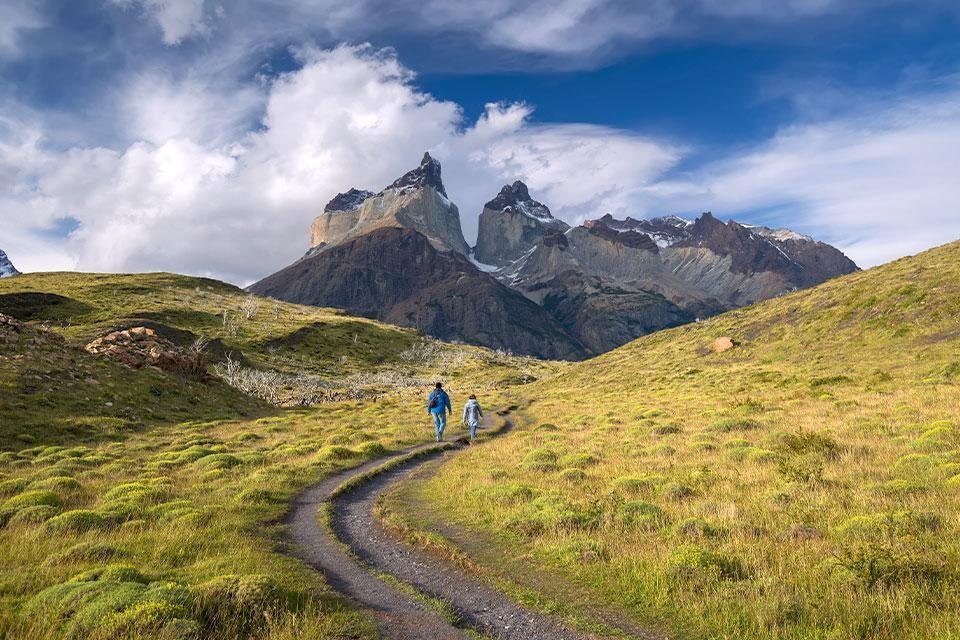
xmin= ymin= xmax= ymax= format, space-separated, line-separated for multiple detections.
xmin=435 ymin=382 xmax=443 ymax=388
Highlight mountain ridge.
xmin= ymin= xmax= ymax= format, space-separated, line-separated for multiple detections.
xmin=252 ymin=153 xmax=858 ymax=358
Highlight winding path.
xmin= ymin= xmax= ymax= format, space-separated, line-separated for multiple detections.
xmin=284 ymin=411 xmax=652 ymax=639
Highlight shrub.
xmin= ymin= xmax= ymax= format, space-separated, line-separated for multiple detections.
xmin=710 ymin=418 xmax=761 ymax=433
xmin=7 ymin=504 xmax=60 ymax=526
xmin=3 ymin=489 xmax=62 ymax=511
xmin=358 ymin=441 xmax=387 ymax=456
xmin=652 ymin=423 xmax=682 ymax=436
xmin=521 ymin=448 xmax=559 ymax=472
xmin=101 ymin=600 xmax=199 ymax=639
xmin=318 ymin=446 xmax=358 ymax=461
xmin=559 ymin=538 xmax=608 ymax=563
xmin=559 ymin=468 xmax=587 ymax=482
xmin=775 ymin=430 xmax=841 ymax=460
xmin=44 ymin=509 xmax=109 ymax=533
xmin=667 ymin=545 xmax=746 ymax=580
xmin=777 ymin=455 xmax=824 ymax=485
xmin=26 ymin=567 xmax=192 ymax=638
xmin=194 ymin=574 xmax=305 ymax=637
xmin=30 ymin=476 xmax=82 ymax=493
xmin=43 ymin=542 xmax=124 ymax=566
xmin=488 ymin=483 xmax=536 ymax=505
xmin=0 ymin=477 xmax=30 ymax=496
xmin=503 ymin=510 xmax=549 ymax=537
xmin=663 ymin=483 xmax=694 ymax=501
xmin=830 ymin=541 xmax=943 ymax=588
xmin=557 ymin=452 xmax=598 ymax=469
xmin=873 ymin=479 xmax=928 ymax=496
xmin=675 ymin=517 xmax=719 ymax=538
xmin=192 ymin=453 xmax=241 ymax=469
xmin=613 ymin=501 xmax=666 ymax=530
xmin=608 ymin=475 xmax=662 ymax=497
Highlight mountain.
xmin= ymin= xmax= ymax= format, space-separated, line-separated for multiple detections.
xmin=473 ymin=181 xmax=569 ymax=267
xmin=0 ymin=250 xmax=19 ymax=278
xmin=488 ymin=207 xmax=858 ymax=352
xmin=250 ymin=156 xmax=585 ymax=359
xmin=252 ymin=153 xmax=857 ymax=359
xmin=308 ymin=153 xmax=469 ymax=256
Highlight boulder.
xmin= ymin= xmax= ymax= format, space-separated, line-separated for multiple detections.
xmin=711 ymin=336 xmax=736 ymax=353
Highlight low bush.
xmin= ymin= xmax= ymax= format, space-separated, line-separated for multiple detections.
xmin=44 ymin=509 xmax=110 ymax=533
xmin=521 ymin=448 xmax=559 ymax=472
xmin=667 ymin=545 xmax=746 ymax=580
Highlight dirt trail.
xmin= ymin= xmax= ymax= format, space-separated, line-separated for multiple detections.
xmin=285 ymin=411 xmax=627 ymax=639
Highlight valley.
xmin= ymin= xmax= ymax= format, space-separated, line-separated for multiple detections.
xmin=1 ymin=240 xmax=957 ymax=639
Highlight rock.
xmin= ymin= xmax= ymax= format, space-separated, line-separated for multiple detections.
xmin=474 ymin=181 xmax=569 ymax=267
xmin=308 ymin=152 xmax=469 ymax=255
xmin=84 ymin=328 xmax=208 ymax=379
xmin=712 ymin=337 xmax=736 ymax=353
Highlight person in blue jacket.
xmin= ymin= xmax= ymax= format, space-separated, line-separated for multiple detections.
xmin=427 ymin=382 xmax=452 ymax=442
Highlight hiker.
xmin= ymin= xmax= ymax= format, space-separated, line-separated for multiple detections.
xmin=427 ymin=382 xmax=452 ymax=442
xmin=462 ymin=394 xmax=483 ymax=442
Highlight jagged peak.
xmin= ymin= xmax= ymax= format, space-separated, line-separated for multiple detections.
xmin=324 ymin=188 xmax=375 ymax=213
xmin=484 ymin=180 xmax=557 ymax=222
xmin=387 ymin=151 xmax=447 ymax=197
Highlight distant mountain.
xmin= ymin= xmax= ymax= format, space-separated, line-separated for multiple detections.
xmin=250 ymin=155 xmax=585 ymax=359
xmin=473 ymin=181 xmax=569 ymax=267
xmin=251 ymin=153 xmax=857 ymax=359
xmin=0 ymin=250 xmax=19 ymax=278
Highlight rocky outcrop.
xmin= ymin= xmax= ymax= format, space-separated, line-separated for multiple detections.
xmin=85 ymin=327 xmax=208 ymax=379
xmin=308 ymin=153 xmax=469 ymax=255
xmin=253 ymin=153 xmax=858 ymax=360
xmin=250 ymin=227 xmax=585 ymax=360
xmin=0 ymin=249 xmax=19 ymax=278
xmin=473 ymin=181 xmax=569 ymax=267
xmin=496 ymin=210 xmax=857 ymax=353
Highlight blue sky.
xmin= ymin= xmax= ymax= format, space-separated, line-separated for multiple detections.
xmin=1 ymin=0 xmax=959 ymax=283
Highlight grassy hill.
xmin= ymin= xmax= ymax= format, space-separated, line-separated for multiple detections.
xmin=396 ymin=240 xmax=960 ymax=639
xmin=0 ymin=272 xmax=549 ymax=639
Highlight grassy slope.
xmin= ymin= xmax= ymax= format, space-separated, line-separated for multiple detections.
xmin=402 ymin=240 xmax=960 ymax=640
xmin=0 ymin=272 xmax=549 ymax=640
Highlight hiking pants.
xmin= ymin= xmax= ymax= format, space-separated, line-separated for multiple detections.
xmin=432 ymin=412 xmax=447 ymax=441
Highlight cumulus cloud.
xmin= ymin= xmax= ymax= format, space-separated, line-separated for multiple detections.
xmin=3 ymin=43 xmax=958 ymax=283
xmin=0 ymin=45 xmax=683 ymax=283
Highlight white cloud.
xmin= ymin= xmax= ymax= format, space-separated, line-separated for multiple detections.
xmin=3 ymin=43 xmax=958 ymax=284
xmin=645 ymin=88 xmax=960 ymax=267
xmin=112 ymin=0 xmax=211 ymax=45
xmin=1 ymin=44 xmax=681 ymax=283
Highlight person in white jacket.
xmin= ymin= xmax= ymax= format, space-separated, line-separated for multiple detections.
xmin=462 ymin=394 xmax=483 ymax=442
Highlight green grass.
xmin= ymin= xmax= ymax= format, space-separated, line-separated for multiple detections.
xmin=0 ymin=272 xmax=548 ymax=639
xmin=396 ymin=240 xmax=960 ymax=639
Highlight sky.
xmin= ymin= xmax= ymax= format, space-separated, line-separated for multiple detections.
xmin=1 ymin=1 xmax=959 ymax=285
